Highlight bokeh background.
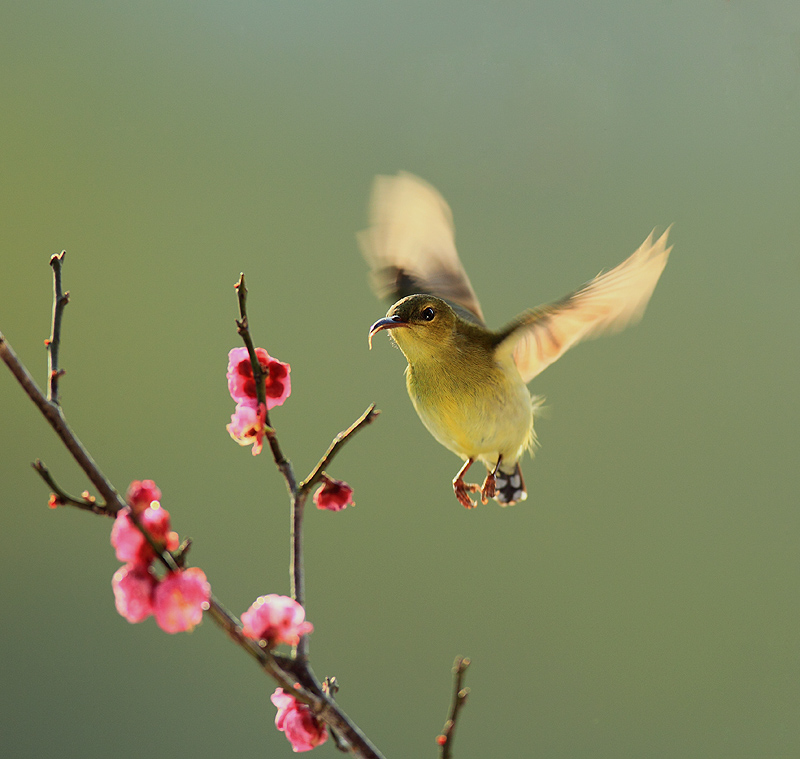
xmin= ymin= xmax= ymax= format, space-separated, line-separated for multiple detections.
xmin=2 ymin=2 xmax=799 ymax=757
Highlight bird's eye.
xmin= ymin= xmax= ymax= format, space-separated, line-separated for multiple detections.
xmin=421 ymin=307 xmax=435 ymax=321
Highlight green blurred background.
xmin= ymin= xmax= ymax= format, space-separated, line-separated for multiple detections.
xmin=2 ymin=2 xmax=798 ymax=757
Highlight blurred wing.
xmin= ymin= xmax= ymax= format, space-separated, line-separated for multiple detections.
xmin=499 ymin=229 xmax=672 ymax=383
xmin=358 ymin=172 xmax=486 ymax=326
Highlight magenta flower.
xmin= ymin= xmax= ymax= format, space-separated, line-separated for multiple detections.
xmin=126 ymin=479 xmax=162 ymax=514
xmin=313 ymin=475 xmax=354 ymax=512
xmin=241 ymin=594 xmax=313 ymax=647
xmin=226 ymin=402 xmax=267 ymax=456
xmin=152 ymin=568 xmax=211 ymax=634
xmin=112 ymin=564 xmax=156 ymax=623
xmin=271 ymin=689 xmax=328 ymax=752
xmin=226 ymin=347 xmax=291 ymax=410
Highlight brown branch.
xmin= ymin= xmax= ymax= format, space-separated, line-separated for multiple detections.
xmin=438 ymin=656 xmax=471 ymax=759
xmin=0 ymin=331 xmax=127 ymax=513
xmin=46 ymin=251 xmax=69 ymax=405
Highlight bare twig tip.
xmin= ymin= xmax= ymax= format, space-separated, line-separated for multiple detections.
xmin=439 ymin=655 xmax=472 ymax=758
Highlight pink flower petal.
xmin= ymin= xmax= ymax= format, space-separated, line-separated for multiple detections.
xmin=270 ymin=689 xmax=328 ymax=752
xmin=226 ymin=402 xmax=267 ymax=456
xmin=226 ymin=347 xmax=291 ymax=410
xmin=111 ymin=505 xmax=173 ymax=569
xmin=112 ymin=564 xmax=156 ymax=623
xmin=241 ymin=594 xmax=313 ymax=647
xmin=313 ymin=476 xmax=354 ymax=512
xmin=126 ymin=480 xmax=162 ymax=514
xmin=153 ymin=567 xmax=211 ymax=634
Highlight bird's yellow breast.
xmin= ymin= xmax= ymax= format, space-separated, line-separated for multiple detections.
xmin=404 ymin=349 xmax=534 ymax=466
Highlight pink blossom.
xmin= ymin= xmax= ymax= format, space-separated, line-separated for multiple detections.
xmin=112 ymin=564 xmax=156 ymax=623
xmin=152 ymin=568 xmax=211 ymax=634
xmin=111 ymin=509 xmax=149 ymax=567
xmin=241 ymin=594 xmax=313 ymax=647
xmin=126 ymin=480 xmax=162 ymax=514
xmin=227 ymin=347 xmax=291 ymax=410
xmin=226 ymin=402 xmax=267 ymax=456
xmin=313 ymin=475 xmax=354 ymax=512
xmin=263 ymin=357 xmax=291 ymax=407
xmin=271 ymin=689 xmax=328 ymax=752
xmin=111 ymin=505 xmax=175 ymax=569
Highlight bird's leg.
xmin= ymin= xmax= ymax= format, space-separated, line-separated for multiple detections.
xmin=480 ymin=456 xmax=502 ymax=504
xmin=453 ymin=458 xmax=480 ymax=509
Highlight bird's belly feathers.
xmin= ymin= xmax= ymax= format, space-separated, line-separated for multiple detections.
xmin=406 ymin=360 xmax=534 ymax=465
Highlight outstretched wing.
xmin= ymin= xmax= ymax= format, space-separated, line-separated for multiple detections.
xmin=358 ymin=172 xmax=486 ymax=326
xmin=498 ymin=229 xmax=672 ymax=383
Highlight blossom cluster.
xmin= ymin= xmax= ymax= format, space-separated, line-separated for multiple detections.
xmin=111 ymin=480 xmax=210 ymax=633
xmin=226 ymin=347 xmax=291 ymax=455
xmin=239 ymin=594 xmax=320 ymax=752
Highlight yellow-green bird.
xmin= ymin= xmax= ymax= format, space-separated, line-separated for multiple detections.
xmin=362 ymin=172 xmax=671 ymax=509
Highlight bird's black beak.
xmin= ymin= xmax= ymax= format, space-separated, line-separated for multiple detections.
xmin=368 ymin=315 xmax=408 ymax=349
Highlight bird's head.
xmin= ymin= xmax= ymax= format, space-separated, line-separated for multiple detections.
xmin=368 ymin=294 xmax=458 ymax=363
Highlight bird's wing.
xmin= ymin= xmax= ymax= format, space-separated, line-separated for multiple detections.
xmin=497 ymin=229 xmax=672 ymax=383
xmin=358 ymin=172 xmax=486 ymax=326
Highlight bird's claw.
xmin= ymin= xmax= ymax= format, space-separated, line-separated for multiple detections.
xmin=480 ymin=472 xmax=496 ymax=505
xmin=453 ymin=478 xmax=480 ymax=509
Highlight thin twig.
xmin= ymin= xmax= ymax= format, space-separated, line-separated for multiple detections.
xmin=289 ymin=491 xmax=323 ymax=665
xmin=292 ymin=404 xmax=380 ymax=662
xmin=438 ymin=656 xmax=471 ymax=759
xmin=32 ymin=459 xmax=108 ymax=515
xmin=299 ymin=404 xmax=380 ymax=493
xmin=234 ymin=274 xmax=267 ymax=411
xmin=323 ymin=678 xmax=350 ymax=752
xmin=46 ymin=251 xmax=69 ymax=405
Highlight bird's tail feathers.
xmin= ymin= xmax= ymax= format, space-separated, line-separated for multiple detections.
xmin=494 ymin=463 xmax=527 ymax=506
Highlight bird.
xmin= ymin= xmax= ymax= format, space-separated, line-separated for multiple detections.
xmin=361 ymin=172 xmax=671 ymax=509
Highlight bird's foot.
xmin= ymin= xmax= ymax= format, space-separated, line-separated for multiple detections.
xmin=480 ymin=472 xmax=496 ymax=505
xmin=453 ymin=477 xmax=480 ymax=509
